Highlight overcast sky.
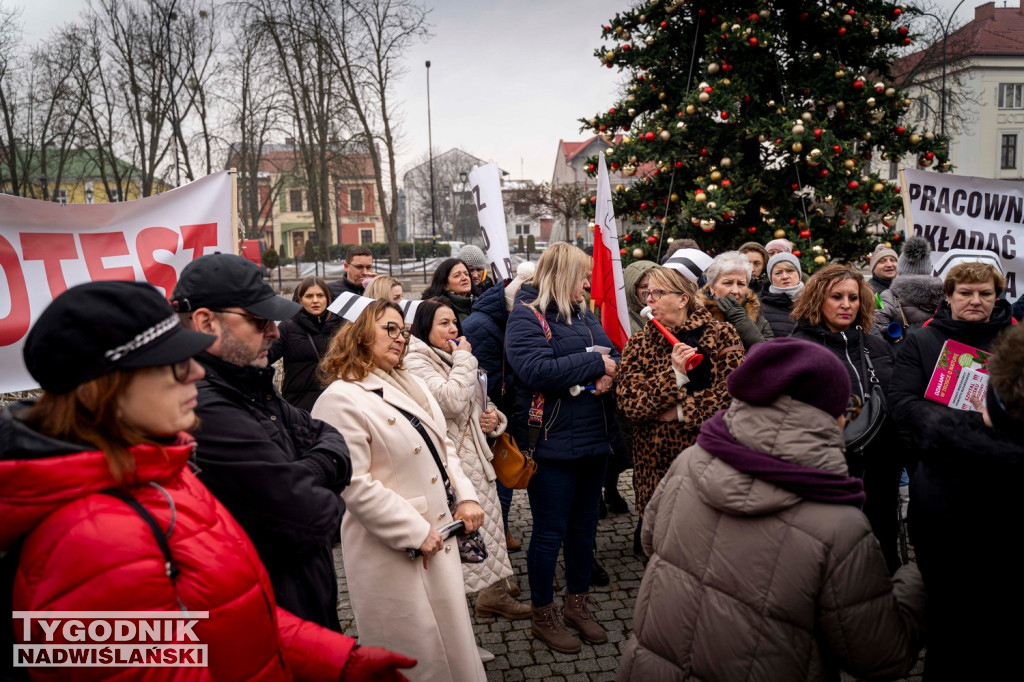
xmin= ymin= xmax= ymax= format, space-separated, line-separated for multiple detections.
xmin=7 ymin=0 xmax=982 ymax=184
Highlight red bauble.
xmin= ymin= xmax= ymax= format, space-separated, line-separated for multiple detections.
xmin=660 ymin=21 xmax=667 ymax=28
xmin=749 ymin=13 xmax=759 ymax=22
xmin=894 ymin=8 xmax=902 ymax=16
xmin=819 ymin=169 xmax=829 ymax=177
xmin=814 ymin=128 xmax=822 ymax=138
xmin=800 ymin=12 xmax=809 ymax=20
xmin=623 ymin=233 xmax=632 ymax=243
xmin=704 ymin=86 xmax=713 ymax=93
xmin=898 ymin=26 xmax=909 ymax=36
xmin=925 ymin=151 xmax=935 ymax=160
xmin=789 ymin=218 xmax=796 ymax=225
xmin=791 ymin=183 xmax=800 ymax=190
xmin=833 ymin=144 xmax=842 ymax=154
xmin=892 ymin=233 xmax=901 ymax=241
xmin=720 ymin=111 xmax=729 ymax=120
xmin=622 ymin=43 xmax=631 ymax=50
xmin=748 ymin=226 xmax=757 ymax=234
xmin=675 ymin=160 xmax=683 ymax=169
xmin=644 ymin=131 xmax=656 ymax=141
xmin=895 ymin=126 xmax=906 ymax=134
xmin=792 ymin=249 xmax=802 ymax=257
xmin=721 ymin=179 xmax=731 ymax=187
xmin=838 ymin=27 xmax=847 ymax=36
xmin=606 ymin=62 xmax=613 ymax=69
xmin=722 ymin=62 xmax=733 ymax=72
xmin=852 ymin=80 xmax=864 ymax=90
xmin=875 ymin=83 xmax=885 ymax=93
xmin=608 ymin=108 xmax=616 ymax=114
xmin=640 ymin=202 xmax=648 ymax=210
xmin=903 ymin=38 xmax=911 ymax=45
xmin=647 ymin=235 xmax=658 ymax=244
xmin=590 ymin=196 xmax=596 ymax=203
xmin=847 ymin=181 xmax=859 ymax=189
xmin=700 ymin=148 xmax=708 ymax=155
xmin=610 ymin=162 xmax=619 ymax=170
xmin=749 ymin=36 xmax=758 ymax=46
xmin=799 ymin=229 xmax=811 ymax=238
xmin=620 ymin=248 xmax=627 ymax=256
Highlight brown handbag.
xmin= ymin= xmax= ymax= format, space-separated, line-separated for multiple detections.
xmin=491 ymin=432 xmax=536 ymax=489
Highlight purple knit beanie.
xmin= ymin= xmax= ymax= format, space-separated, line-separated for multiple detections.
xmin=727 ymin=338 xmax=851 ymax=418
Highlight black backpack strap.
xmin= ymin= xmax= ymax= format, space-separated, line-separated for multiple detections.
xmin=101 ymin=488 xmax=180 ymax=586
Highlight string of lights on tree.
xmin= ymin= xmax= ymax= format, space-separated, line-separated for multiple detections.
xmin=579 ymin=0 xmax=951 ymax=271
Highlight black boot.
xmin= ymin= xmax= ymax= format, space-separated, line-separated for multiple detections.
xmin=605 ymin=487 xmax=629 ymax=514
xmin=633 ymin=519 xmax=644 ymax=556
xmin=591 ymin=558 xmax=610 ymax=587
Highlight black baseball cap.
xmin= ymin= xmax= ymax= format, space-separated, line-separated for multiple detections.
xmin=24 ymin=281 xmax=216 ymax=394
xmin=170 ymin=253 xmax=300 ymax=320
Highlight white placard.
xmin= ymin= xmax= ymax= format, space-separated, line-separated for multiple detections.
xmin=467 ymin=162 xmax=512 ymax=281
xmin=0 ymin=171 xmax=235 ymax=392
xmin=901 ymin=169 xmax=1021 ymax=301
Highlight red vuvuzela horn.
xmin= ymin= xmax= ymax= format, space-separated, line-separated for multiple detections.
xmin=642 ymin=307 xmax=703 ymax=371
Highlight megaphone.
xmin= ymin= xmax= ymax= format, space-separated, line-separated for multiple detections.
xmin=886 ymin=321 xmax=905 ymax=340
xmin=641 ymin=306 xmax=703 ymax=371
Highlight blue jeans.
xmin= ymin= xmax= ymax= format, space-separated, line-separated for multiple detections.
xmin=526 ymin=456 xmax=605 ymax=607
xmin=496 ymin=480 xmax=513 ymax=532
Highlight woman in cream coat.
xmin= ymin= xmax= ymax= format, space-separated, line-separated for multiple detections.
xmin=312 ymin=300 xmax=487 ymax=682
xmin=405 ymin=299 xmax=531 ymax=623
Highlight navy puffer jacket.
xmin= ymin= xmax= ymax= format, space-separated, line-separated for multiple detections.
xmin=463 ymin=280 xmax=509 ymax=406
xmin=504 ymin=284 xmax=619 ymax=461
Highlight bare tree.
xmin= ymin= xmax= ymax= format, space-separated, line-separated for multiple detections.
xmin=542 ymin=182 xmax=588 ymax=243
xmin=320 ymin=0 xmax=430 ymax=263
xmin=0 ymin=5 xmax=31 ymax=196
xmin=403 ymin=148 xmax=482 ymax=241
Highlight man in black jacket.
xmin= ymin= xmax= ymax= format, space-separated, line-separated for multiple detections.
xmin=171 ymin=253 xmax=351 ymax=631
xmin=328 ymin=245 xmax=375 ymax=300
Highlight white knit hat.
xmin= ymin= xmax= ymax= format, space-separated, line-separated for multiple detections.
xmin=663 ymin=248 xmax=713 ymax=282
xmin=932 ymin=249 xmax=1005 ymax=280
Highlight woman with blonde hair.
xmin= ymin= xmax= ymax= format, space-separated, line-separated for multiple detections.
xmin=365 ymin=275 xmax=404 ymax=302
xmin=312 ymin=300 xmax=487 ymax=681
xmin=504 ymin=242 xmax=621 ymax=654
xmin=616 ymin=266 xmax=745 ymax=553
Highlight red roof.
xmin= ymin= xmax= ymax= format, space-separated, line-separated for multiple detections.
xmin=560 ymin=135 xmax=624 ymax=163
xmin=894 ymin=3 xmax=1024 ymax=78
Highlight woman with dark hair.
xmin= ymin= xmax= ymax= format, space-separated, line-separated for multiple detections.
xmin=267 ymin=275 xmax=343 ymax=411
xmin=405 ymin=300 xmax=530 ymax=640
xmin=791 ymin=264 xmax=901 ymax=572
xmin=0 ymin=281 xmax=413 ymax=681
xmin=312 ymin=300 xmax=487 ymax=682
xmin=422 ymin=258 xmax=477 ymax=332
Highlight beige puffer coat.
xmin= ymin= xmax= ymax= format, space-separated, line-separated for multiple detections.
xmin=405 ymin=336 xmax=514 ymax=594
xmin=617 ymin=397 xmax=926 ymax=682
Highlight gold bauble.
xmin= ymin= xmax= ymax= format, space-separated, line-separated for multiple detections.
xmin=615 ymin=184 xmax=625 ymax=192
xmin=886 ymin=87 xmax=896 ymax=97
xmin=866 ymin=97 xmax=876 ymax=107
xmin=801 ymin=112 xmax=813 ymax=122
xmin=686 ymin=104 xmax=696 ymax=115
xmin=909 ymin=133 xmax=922 ymax=145
xmin=925 ymin=131 xmax=935 ymax=140
xmin=836 ymin=101 xmax=845 ymax=110
xmin=835 ymin=70 xmax=846 ymax=79
xmin=814 ymin=255 xmax=827 ymax=265
xmin=721 ymin=157 xmax=732 ymax=167
xmin=676 ymin=121 xmax=686 ymax=129
xmin=695 ymin=192 xmax=708 ymax=202
xmin=872 ymin=183 xmax=885 ymax=192
xmin=659 ymin=91 xmax=667 ymax=100
xmin=707 ymin=201 xmax=717 ymax=209
xmin=792 ymin=123 xmax=805 ymax=135
xmin=605 ymin=51 xmax=615 ymax=61
xmin=844 ymin=159 xmax=856 ymax=170
xmin=659 ymin=130 xmax=671 ymax=140
xmin=710 ymin=170 xmax=722 ymax=182
xmin=670 ymin=193 xmax=680 ymax=202
xmin=699 ymin=92 xmax=710 ymax=103
xmin=774 ymin=228 xmax=787 ymax=238
xmin=792 ymin=142 xmax=804 ymax=152
xmin=708 ymin=63 xmax=720 ymax=74
xmin=632 ymin=248 xmax=646 ymax=258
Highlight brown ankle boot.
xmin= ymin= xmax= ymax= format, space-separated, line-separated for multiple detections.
xmin=531 ymin=603 xmax=582 ymax=653
xmin=504 ymin=576 xmax=521 ymax=598
xmin=475 ymin=580 xmax=532 ymax=620
xmin=563 ymin=590 xmax=607 ymax=644
xmin=505 ymin=530 xmax=522 ymax=552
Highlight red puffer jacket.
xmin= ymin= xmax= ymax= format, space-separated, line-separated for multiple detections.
xmin=0 ymin=404 xmax=355 ymax=680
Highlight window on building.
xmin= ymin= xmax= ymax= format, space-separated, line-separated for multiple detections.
xmin=515 ymin=224 xmax=530 ymax=235
xmin=56 ymin=188 xmax=68 ymax=204
xmin=998 ymin=83 xmax=1024 ymax=109
xmin=1001 ymin=134 xmax=1018 ymax=169
xmin=349 ymin=188 xmax=364 ymax=212
xmin=107 ymin=187 xmax=121 ymax=203
xmin=289 ymin=189 xmax=303 ymax=212
xmin=916 ymin=95 xmax=929 ymax=121
xmin=360 ymin=229 xmax=374 ymax=244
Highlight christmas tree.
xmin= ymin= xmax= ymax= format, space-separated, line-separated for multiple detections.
xmin=581 ymin=0 xmax=950 ymax=270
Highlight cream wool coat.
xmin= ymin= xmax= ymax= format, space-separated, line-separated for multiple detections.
xmin=312 ymin=370 xmax=486 ymax=682
xmin=404 ymin=336 xmax=514 ymax=594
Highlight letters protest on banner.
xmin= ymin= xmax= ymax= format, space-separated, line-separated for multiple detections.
xmin=900 ymin=169 xmax=1021 ymax=301
xmin=467 ymin=162 xmax=512 ymax=281
xmin=0 ymin=171 xmax=235 ymax=392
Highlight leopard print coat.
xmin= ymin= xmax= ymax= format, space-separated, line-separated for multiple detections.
xmin=616 ymin=304 xmax=745 ymax=516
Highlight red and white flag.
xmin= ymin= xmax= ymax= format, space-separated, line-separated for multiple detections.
xmin=591 ymin=153 xmax=630 ymax=351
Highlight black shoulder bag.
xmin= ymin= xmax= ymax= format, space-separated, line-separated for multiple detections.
xmin=843 ymin=330 xmax=889 ymax=468
xmin=371 ymin=390 xmax=487 ymax=564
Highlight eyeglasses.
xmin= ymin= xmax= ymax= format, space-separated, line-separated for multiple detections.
xmin=376 ymin=321 xmax=411 ymax=340
xmin=215 ymin=309 xmax=272 ymax=333
xmin=348 ymin=263 xmax=373 ymax=271
xmin=170 ymin=358 xmax=194 ymax=384
xmin=646 ymin=289 xmax=684 ymax=302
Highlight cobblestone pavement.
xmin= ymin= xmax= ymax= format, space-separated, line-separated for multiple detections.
xmin=334 ymin=471 xmax=924 ymax=681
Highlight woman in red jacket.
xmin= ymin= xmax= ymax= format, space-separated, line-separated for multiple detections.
xmin=0 ymin=280 xmax=414 ymax=681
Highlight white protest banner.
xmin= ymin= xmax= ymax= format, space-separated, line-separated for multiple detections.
xmin=328 ymin=291 xmax=420 ymax=323
xmin=900 ymin=169 xmax=1021 ymax=301
xmin=0 ymin=171 xmax=235 ymax=392
xmin=467 ymin=162 xmax=512 ymax=281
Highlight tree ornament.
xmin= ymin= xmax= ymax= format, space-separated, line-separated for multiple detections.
xmin=910 ymin=133 xmax=921 ymax=144
xmin=647 ymin=235 xmax=658 ymax=244
xmin=814 ymin=255 xmax=827 ymax=265
xmin=774 ymin=228 xmax=787 ymax=238
xmin=847 ymin=180 xmax=859 ymax=189
xmin=799 ymin=229 xmax=811 ymax=238
xmin=620 ymin=248 xmax=628 ymax=256
xmin=700 ymin=219 xmax=716 ymax=232
xmin=792 ymin=123 xmax=805 ymax=135
xmin=748 ymin=226 xmax=758 ymax=234
xmin=792 ymin=249 xmax=802 ymax=257
xmin=632 ymin=248 xmax=646 ymax=258
xmin=792 ymin=142 xmax=803 ymax=152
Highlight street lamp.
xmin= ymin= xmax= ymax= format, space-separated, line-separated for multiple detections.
xmin=38 ymin=176 xmax=49 ymax=202
xmin=426 ymin=60 xmax=437 ymax=256
xmin=164 ymin=0 xmax=181 ymax=187
xmin=917 ymin=0 xmax=968 ymax=139
xmin=458 ymin=170 xmax=469 ymax=243
xmin=85 ymin=183 xmax=94 ymax=204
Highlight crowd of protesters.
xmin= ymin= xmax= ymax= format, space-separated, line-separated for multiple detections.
xmin=2 ymin=233 xmax=1021 ymax=681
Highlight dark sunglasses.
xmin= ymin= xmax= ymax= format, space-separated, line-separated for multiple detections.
xmin=215 ymin=309 xmax=272 ymax=333
xmin=376 ymin=321 xmax=411 ymax=340
xmin=170 ymin=359 xmax=194 ymax=384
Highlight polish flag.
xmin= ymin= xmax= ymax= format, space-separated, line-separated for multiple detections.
xmin=591 ymin=153 xmax=630 ymax=351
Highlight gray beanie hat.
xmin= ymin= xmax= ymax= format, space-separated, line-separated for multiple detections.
xmin=871 ymin=243 xmax=898 ymax=274
xmin=457 ymin=245 xmax=488 ymax=270
xmin=767 ymin=252 xmax=803 ymax=279
xmin=896 ymin=236 xmax=931 ymax=276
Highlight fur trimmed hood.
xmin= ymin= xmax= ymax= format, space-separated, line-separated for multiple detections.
xmin=889 ymin=275 xmax=944 ymax=312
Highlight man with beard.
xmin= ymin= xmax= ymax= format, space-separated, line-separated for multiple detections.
xmin=172 ymin=253 xmax=351 ymax=631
